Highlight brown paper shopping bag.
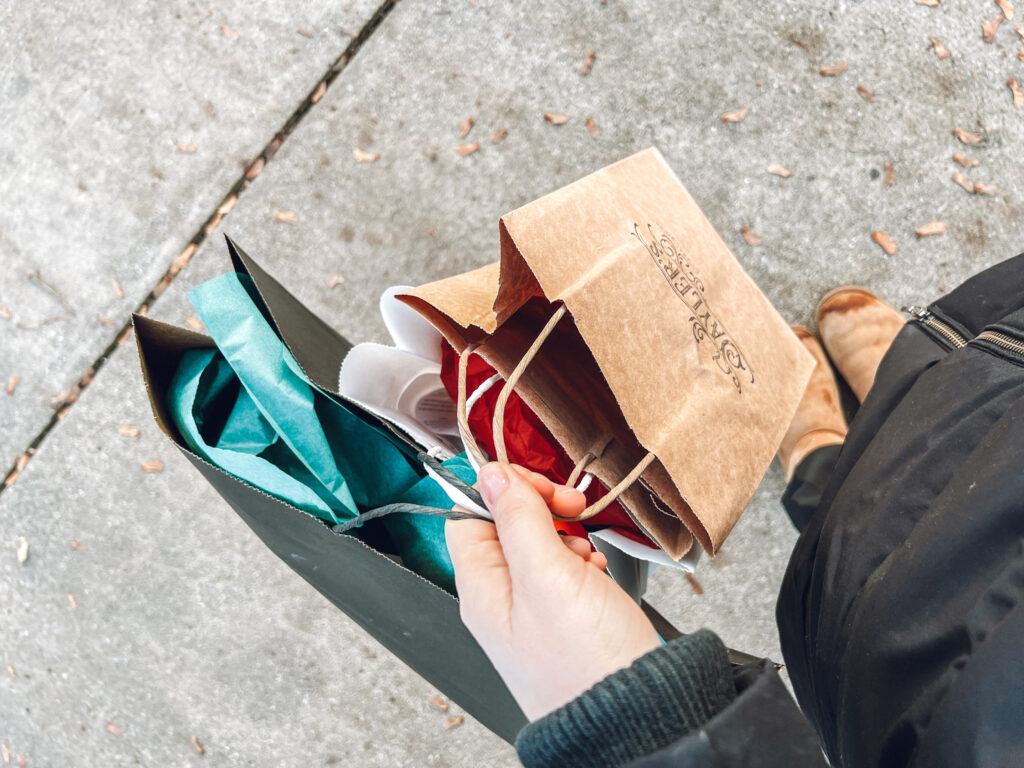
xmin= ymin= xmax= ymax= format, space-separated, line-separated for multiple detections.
xmin=399 ymin=148 xmax=814 ymax=559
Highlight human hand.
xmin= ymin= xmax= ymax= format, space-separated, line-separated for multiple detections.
xmin=446 ymin=462 xmax=661 ymax=722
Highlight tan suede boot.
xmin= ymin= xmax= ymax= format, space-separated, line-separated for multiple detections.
xmin=777 ymin=327 xmax=849 ymax=482
xmin=816 ymin=287 xmax=905 ymax=403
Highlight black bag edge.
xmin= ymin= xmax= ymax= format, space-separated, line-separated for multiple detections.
xmin=133 ymin=312 xmax=530 ymax=742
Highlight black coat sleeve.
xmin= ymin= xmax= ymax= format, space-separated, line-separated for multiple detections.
xmin=625 ymin=660 xmax=827 ymax=768
xmin=514 ymin=629 xmax=826 ymax=768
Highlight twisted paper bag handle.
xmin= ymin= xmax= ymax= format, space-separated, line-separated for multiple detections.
xmin=455 ymin=304 xmax=655 ymax=523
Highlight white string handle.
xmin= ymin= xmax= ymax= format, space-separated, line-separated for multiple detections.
xmin=457 ymin=304 xmax=654 ymax=522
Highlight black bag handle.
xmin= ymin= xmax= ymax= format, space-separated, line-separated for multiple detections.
xmin=331 ymin=452 xmax=490 ymax=534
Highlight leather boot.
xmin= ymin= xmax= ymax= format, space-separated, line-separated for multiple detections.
xmin=777 ymin=327 xmax=848 ymax=482
xmin=817 ymin=287 xmax=904 ymax=403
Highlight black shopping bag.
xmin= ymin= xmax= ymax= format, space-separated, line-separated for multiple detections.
xmin=134 ymin=238 xmax=760 ymax=744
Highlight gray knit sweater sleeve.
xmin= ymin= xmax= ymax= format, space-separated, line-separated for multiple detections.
xmin=514 ymin=629 xmax=736 ymax=768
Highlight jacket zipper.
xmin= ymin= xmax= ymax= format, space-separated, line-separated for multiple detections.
xmin=904 ymin=306 xmax=1024 ymax=360
xmin=976 ymin=330 xmax=1024 ymax=359
xmin=903 ymin=306 xmax=968 ymax=349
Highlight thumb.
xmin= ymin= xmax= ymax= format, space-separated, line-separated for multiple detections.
xmin=477 ymin=462 xmax=568 ymax=578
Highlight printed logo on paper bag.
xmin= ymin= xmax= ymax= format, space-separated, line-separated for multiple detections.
xmin=631 ymin=222 xmax=754 ymax=393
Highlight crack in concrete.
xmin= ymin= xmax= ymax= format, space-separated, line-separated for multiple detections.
xmin=0 ymin=0 xmax=400 ymax=494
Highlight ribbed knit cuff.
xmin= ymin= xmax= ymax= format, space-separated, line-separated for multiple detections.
xmin=514 ymin=629 xmax=735 ymax=768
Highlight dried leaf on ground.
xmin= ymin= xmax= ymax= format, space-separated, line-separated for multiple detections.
xmin=204 ymin=212 xmax=224 ymax=237
xmin=5 ymin=452 xmax=30 ymax=488
xmin=883 ymin=161 xmax=895 ymax=187
xmin=997 ymin=0 xmax=1015 ymax=21
xmin=245 ymin=156 xmax=265 ymax=181
xmin=71 ymin=540 xmax=80 ymax=549
xmin=585 ymin=117 xmax=601 ymax=138
xmin=63 ymin=385 xmax=80 ymax=407
xmin=5 ymin=665 xmax=14 ymax=677
xmin=297 ymin=28 xmax=313 ymax=38
xmin=916 ymin=220 xmax=947 ymax=237
xmin=872 ymin=231 xmax=898 ymax=255
xmin=14 ymin=755 xmax=23 ymax=768
xmin=457 ymin=117 xmax=474 ymax=138
xmin=685 ymin=572 xmax=704 ymax=595
xmin=177 ymin=143 xmax=198 ymax=153
xmin=118 ymin=425 xmax=141 ymax=437
xmin=543 ymin=112 xmax=569 ymax=125
xmin=579 ymin=50 xmax=596 ymax=76
xmin=455 ymin=142 xmax=480 ymax=156
xmin=16 ymin=539 xmax=28 ymax=564
xmin=430 ymin=695 xmax=450 ymax=711
xmin=953 ymin=153 xmax=979 ymax=167
xmin=819 ymin=61 xmax=849 ymax=76
xmin=328 ymin=275 xmax=345 ymax=289
xmin=856 ymin=84 xmax=876 ymax=101
xmin=171 ymin=243 xmax=198 ymax=275
xmin=28 ymin=270 xmax=74 ymax=314
xmin=931 ymin=37 xmax=951 ymax=58
xmin=6 ymin=376 xmax=20 ymax=395
xmin=973 ymin=182 xmax=1001 ymax=195
xmin=0 ymin=306 xmax=9 ymax=319
xmin=311 ymin=81 xmax=326 ymax=104
xmin=184 ymin=316 xmax=204 ymax=331
xmin=68 ymin=592 xmax=78 ymax=610
xmin=740 ymin=226 xmax=762 ymax=245
xmin=952 ymin=172 xmax=976 ymax=192
xmin=191 ymin=735 xmax=205 ymax=755
xmin=17 ymin=314 xmax=66 ymax=331
xmin=1019 ymin=49 xmax=1024 ymax=61
xmin=352 ymin=148 xmax=380 ymax=163
xmin=983 ymin=14 xmax=1005 ymax=43
xmin=1017 ymin=24 xmax=1024 ymax=40
xmin=444 ymin=715 xmax=464 ymax=730
xmin=954 ymin=127 xmax=984 ymax=144
xmin=212 ymin=199 xmax=234 ymax=224
xmin=767 ymin=163 xmax=792 ymax=178
xmin=105 ymin=722 xmax=120 ymax=737
xmin=111 ymin=279 xmax=124 ymax=298
xmin=914 ymin=0 xmax=939 ymax=5
xmin=720 ymin=107 xmax=749 ymax=123
xmin=490 ymin=128 xmax=508 ymax=143
xmin=1 ymin=743 xmax=8 ymax=764
xmin=220 ymin=25 xmax=239 ymax=40
xmin=152 ymin=273 xmax=172 ymax=298
xmin=1009 ymin=78 xmax=1024 ymax=108
xmin=141 ymin=460 xmax=164 ymax=472
xmin=275 ymin=211 xmax=299 ymax=223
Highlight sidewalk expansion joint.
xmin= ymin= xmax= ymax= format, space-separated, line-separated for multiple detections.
xmin=1 ymin=0 xmax=400 ymax=495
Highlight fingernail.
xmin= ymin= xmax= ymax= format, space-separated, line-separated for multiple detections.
xmin=478 ymin=463 xmax=509 ymax=505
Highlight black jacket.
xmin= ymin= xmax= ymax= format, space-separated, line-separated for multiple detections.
xmin=779 ymin=252 xmax=1024 ymax=767
xmin=518 ymin=253 xmax=1024 ymax=767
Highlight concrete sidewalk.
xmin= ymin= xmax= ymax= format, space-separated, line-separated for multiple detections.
xmin=3 ymin=0 xmax=1023 ymax=765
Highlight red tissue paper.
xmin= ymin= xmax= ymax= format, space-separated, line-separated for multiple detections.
xmin=440 ymin=341 xmax=656 ymax=548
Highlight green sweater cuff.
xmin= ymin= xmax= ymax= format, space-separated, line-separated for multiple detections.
xmin=514 ymin=629 xmax=735 ymax=768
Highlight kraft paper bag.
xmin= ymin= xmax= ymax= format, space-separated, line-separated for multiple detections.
xmin=399 ymin=148 xmax=814 ymax=559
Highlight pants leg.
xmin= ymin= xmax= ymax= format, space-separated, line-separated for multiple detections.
xmin=780 ymin=444 xmax=843 ymax=533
